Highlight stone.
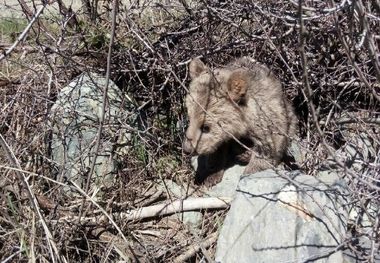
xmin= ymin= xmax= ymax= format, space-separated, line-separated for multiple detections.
xmin=206 ymin=164 xmax=245 ymax=199
xmin=215 ymin=170 xmax=349 ymax=263
xmin=50 ymin=72 xmax=134 ymax=191
xmin=191 ymin=156 xmax=245 ymax=198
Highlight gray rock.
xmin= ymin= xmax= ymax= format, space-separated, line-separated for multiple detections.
xmin=215 ymin=170 xmax=349 ymax=263
xmin=191 ymin=156 xmax=245 ymax=198
xmin=206 ymin=164 xmax=245 ymax=198
xmin=190 ymin=156 xmax=247 ymax=231
xmin=50 ymin=72 xmax=133 ymax=191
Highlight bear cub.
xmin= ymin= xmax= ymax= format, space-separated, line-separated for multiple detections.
xmin=183 ymin=57 xmax=298 ymax=186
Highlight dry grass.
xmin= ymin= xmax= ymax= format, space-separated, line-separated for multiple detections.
xmin=0 ymin=0 xmax=379 ymax=262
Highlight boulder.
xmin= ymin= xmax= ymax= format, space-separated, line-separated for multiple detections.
xmin=191 ymin=156 xmax=245 ymax=198
xmin=206 ymin=164 xmax=245 ymax=199
xmin=50 ymin=72 xmax=134 ymax=191
xmin=215 ymin=170 xmax=349 ymax=263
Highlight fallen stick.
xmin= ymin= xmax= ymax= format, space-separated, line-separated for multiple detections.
xmin=120 ymin=197 xmax=232 ymax=221
xmin=59 ymin=197 xmax=232 ymax=223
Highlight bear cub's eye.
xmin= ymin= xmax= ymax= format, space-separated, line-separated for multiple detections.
xmin=200 ymin=124 xmax=210 ymax=133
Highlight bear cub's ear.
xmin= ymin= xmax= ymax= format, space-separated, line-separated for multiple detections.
xmin=189 ymin=58 xmax=207 ymax=79
xmin=227 ymin=70 xmax=249 ymax=104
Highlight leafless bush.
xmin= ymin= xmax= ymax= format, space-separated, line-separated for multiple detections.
xmin=0 ymin=0 xmax=379 ymax=261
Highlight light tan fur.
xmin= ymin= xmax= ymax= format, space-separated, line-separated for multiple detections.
xmin=183 ymin=57 xmax=298 ymax=185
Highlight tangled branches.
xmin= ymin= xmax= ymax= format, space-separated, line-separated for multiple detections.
xmin=0 ymin=0 xmax=379 ymax=261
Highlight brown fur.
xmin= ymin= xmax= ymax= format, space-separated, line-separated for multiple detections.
xmin=183 ymin=57 xmax=298 ymax=185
